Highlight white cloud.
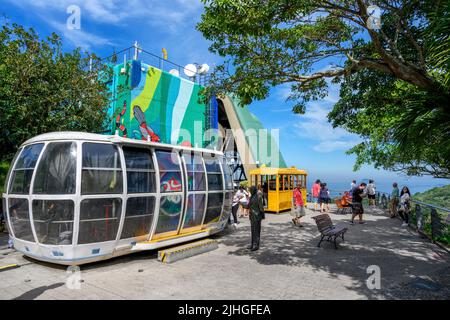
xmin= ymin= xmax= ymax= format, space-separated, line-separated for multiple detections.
xmin=5 ymin=0 xmax=202 ymax=29
xmin=275 ymin=84 xmax=293 ymax=100
xmin=47 ymin=20 xmax=113 ymax=49
xmin=322 ymin=80 xmax=340 ymax=103
xmin=4 ymin=0 xmax=207 ymax=55
xmin=294 ymin=97 xmax=361 ymax=153
xmin=270 ymin=107 xmax=292 ymax=113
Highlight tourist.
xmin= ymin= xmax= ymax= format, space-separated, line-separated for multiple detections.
xmin=311 ymin=179 xmax=321 ymax=211
xmin=350 ymin=180 xmax=357 ymax=192
xmin=389 ymin=183 xmax=399 ymax=218
xmin=236 ymin=186 xmax=249 ymax=218
xmin=318 ymin=182 xmax=331 ymax=212
xmin=350 ymin=182 xmax=367 ymax=224
xmin=291 ymin=185 xmax=306 ymax=227
xmin=367 ymin=179 xmax=376 ymax=206
xmin=398 ymin=186 xmax=411 ymax=227
xmin=246 ymin=186 xmax=265 ymax=251
xmin=229 ymin=188 xmax=240 ymax=225
xmin=243 ymin=187 xmax=250 ymax=217
xmin=341 ymin=191 xmax=352 ymax=207
xmin=257 ymin=184 xmax=264 ymax=197
xmin=262 ymin=181 xmax=268 ymax=207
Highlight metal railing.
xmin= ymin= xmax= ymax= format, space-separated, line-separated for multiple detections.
xmin=307 ymin=189 xmax=450 ymax=249
xmin=101 ymin=45 xmax=211 ymax=86
xmin=375 ymin=191 xmax=450 ymax=248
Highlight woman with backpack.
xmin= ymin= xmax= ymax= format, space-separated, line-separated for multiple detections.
xmin=318 ymin=182 xmax=331 ymax=212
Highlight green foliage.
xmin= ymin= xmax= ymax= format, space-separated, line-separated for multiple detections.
xmin=239 ymin=180 xmax=249 ymax=188
xmin=329 ymin=68 xmax=450 ymax=178
xmin=409 ymin=185 xmax=450 ymax=245
xmin=0 ymin=161 xmax=9 ymax=194
xmin=198 ymin=0 xmax=450 ymax=178
xmin=0 ymin=22 xmax=110 ymax=162
xmin=413 ymin=185 xmax=450 ymax=209
xmin=426 ymin=6 xmax=450 ymax=86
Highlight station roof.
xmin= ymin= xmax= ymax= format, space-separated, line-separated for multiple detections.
xmin=249 ymin=166 xmax=307 ymax=175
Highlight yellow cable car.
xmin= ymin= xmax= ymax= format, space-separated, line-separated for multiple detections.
xmin=249 ymin=166 xmax=307 ymax=213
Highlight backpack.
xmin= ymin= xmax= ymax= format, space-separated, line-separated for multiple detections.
xmin=319 ymin=188 xmax=328 ymax=199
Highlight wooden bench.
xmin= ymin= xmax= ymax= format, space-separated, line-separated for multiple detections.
xmin=312 ymin=214 xmax=348 ymax=249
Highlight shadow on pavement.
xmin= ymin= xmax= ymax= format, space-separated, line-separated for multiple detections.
xmin=216 ymin=208 xmax=450 ymax=300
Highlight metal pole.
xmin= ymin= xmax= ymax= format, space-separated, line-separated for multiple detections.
xmin=415 ymin=204 xmax=423 ymax=232
xmin=134 ymin=41 xmax=139 ymax=60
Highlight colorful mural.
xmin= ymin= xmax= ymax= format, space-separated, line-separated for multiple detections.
xmin=107 ymin=61 xmax=217 ymax=148
xmin=105 ymin=59 xmax=286 ymax=170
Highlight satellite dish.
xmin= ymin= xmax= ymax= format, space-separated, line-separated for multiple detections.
xmin=198 ymin=63 xmax=209 ymax=74
xmin=183 ymin=63 xmax=197 ymax=77
xmin=169 ymin=69 xmax=180 ymax=77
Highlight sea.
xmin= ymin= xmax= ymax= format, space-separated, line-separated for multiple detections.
xmin=306 ymin=179 xmax=449 ymax=198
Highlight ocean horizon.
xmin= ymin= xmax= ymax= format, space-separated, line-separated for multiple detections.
xmin=305 ymin=179 xmax=448 ymax=197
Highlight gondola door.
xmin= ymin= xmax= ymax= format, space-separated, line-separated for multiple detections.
xmin=178 ymin=152 xmax=207 ymax=234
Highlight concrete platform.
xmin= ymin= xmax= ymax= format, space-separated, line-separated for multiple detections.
xmin=0 ymin=205 xmax=449 ymax=300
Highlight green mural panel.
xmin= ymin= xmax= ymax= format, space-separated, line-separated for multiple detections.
xmin=108 ymin=61 xmax=208 ymax=148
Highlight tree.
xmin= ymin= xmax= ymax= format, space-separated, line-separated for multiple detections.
xmin=197 ymin=0 xmax=450 ymax=178
xmin=0 ymin=22 xmax=110 ymax=162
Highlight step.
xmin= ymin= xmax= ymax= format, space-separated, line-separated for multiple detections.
xmin=158 ymin=239 xmax=218 ymax=263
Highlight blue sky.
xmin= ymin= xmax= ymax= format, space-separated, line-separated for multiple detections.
xmin=1 ymin=0 xmax=448 ymax=193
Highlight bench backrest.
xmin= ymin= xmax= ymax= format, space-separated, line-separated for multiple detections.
xmin=312 ymin=214 xmax=333 ymax=233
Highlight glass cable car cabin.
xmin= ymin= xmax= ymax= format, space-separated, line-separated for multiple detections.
xmin=2 ymin=132 xmax=233 ymax=265
xmin=249 ymin=166 xmax=307 ymax=213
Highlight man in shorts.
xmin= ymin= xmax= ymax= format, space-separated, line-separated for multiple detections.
xmin=311 ymin=179 xmax=321 ymax=211
xmin=291 ymin=185 xmax=305 ymax=227
xmin=350 ymin=182 xmax=367 ymax=224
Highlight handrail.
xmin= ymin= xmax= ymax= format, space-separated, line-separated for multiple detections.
xmin=324 ymin=188 xmax=450 ymax=213
xmin=100 ymin=46 xmax=134 ymax=62
xmin=306 ymin=187 xmax=448 ymax=249
xmin=100 ymin=44 xmax=211 ymax=86
xmin=376 ymin=190 xmax=450 ymax=213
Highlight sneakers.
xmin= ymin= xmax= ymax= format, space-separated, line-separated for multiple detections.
xmin=401 ymin=222 xmax=408 ymax=227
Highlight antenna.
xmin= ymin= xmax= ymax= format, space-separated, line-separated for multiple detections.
xmin=198 ymin=63 xmax=209 ymax=75
xmin=133 ymin=41 xmax=142 ymax=60
xmin=183 ymin=64 xmax=197 ymax=78
xmin=169 ymin=69 xmax=180 ymax=77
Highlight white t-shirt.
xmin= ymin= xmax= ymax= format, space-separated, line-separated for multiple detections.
xmin=236 ymin=190 xmax=249 ymax=205
xmin=367 ymin=183 xmax=376 ymax=195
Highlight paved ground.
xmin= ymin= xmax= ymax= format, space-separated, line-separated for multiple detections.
xmin=0 ymin=205 xmax=449 ymax=300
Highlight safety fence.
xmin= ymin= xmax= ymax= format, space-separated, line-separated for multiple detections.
xmin=306 ymin=189 xmax=450 ymax=249
xmin=375 ymin=191 xmax=450 ymax=249
xmin=101 ymin=45 xmax=211 ymax=86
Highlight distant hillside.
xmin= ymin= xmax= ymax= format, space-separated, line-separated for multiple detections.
xmin=413 ymin=184 xmax=450 ymax=209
